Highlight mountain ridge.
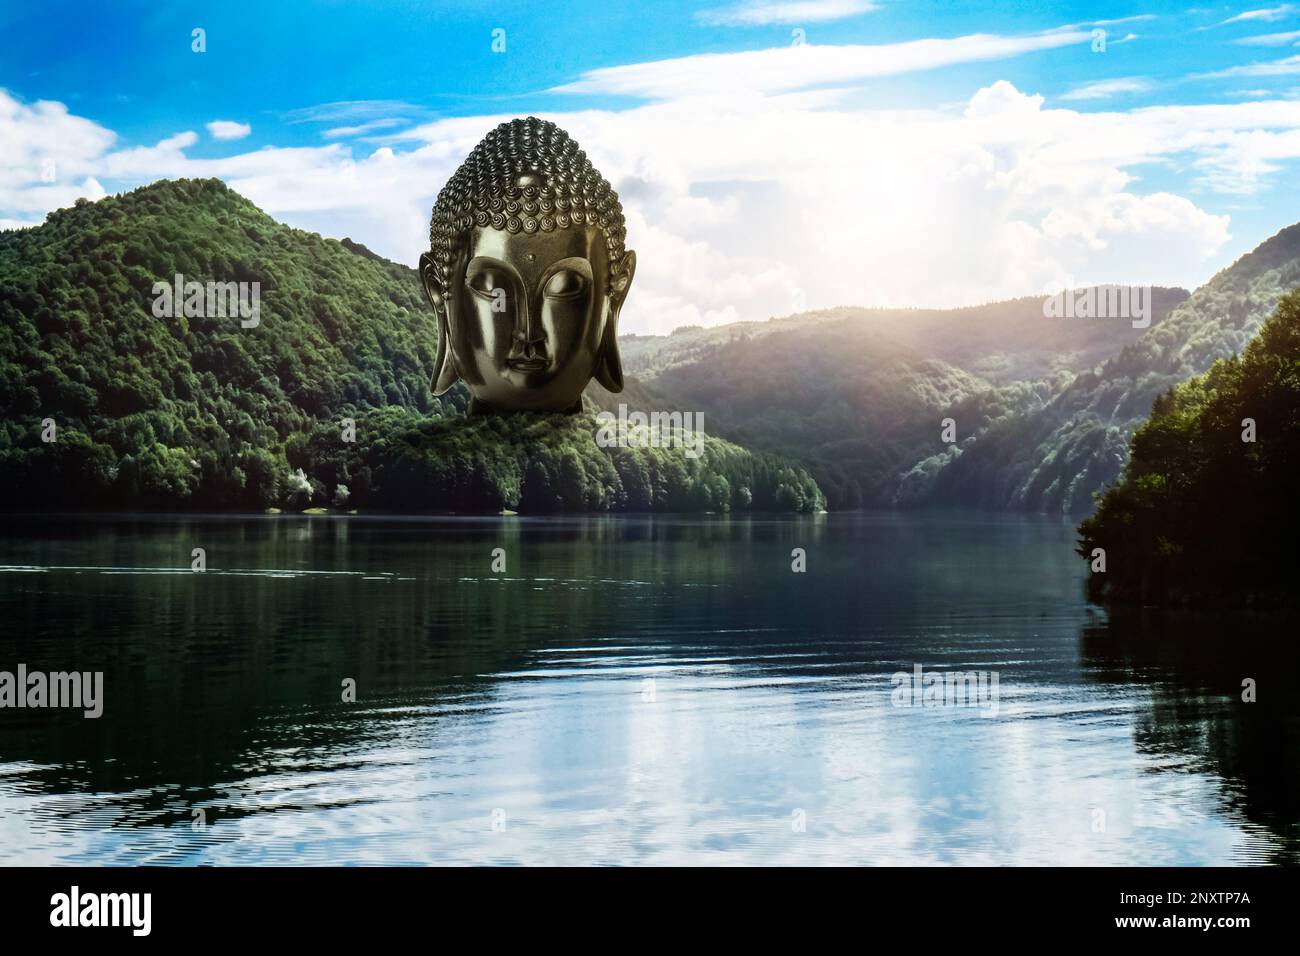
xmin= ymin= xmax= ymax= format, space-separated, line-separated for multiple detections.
xmin=8 ymin=176 xmax=1296 ymax=515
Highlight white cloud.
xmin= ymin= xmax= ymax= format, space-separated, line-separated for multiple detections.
xmin=283 ymin=100 xmax=423 ymax=125
xmin=1090 ymin=15 xmax=1158 ymax=27
xmin=206 ymin=120 xmax=251 ymax=140
xmin=1219 ymin=5 xmax=1297 ymax=25
xmin=1060 ymin=77 xmax=1154 ymax=100
xmin=322 ymin=118 xmax=405 ymax=139
xmin=697 ymin=1 xmax=878 ymax=27
xmin=14 ymin=74 xmax=1300 ymax=333
xmin=550 ymin=30 xmax=1091 ymax=98
xmin=1234 ymin=28 xmax=1300 ymax=43
xmin=0 ymin=89 xmax=116 ymax=216
xmin=1201 ymin=53 xmax=1300 ymax=77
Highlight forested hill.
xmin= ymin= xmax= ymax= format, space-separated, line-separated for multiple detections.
xmin=0 ymin=179 xmax=823 ymax=513
xmin=621 ymin=291 xmax=1188 ymax=386
xmin=924 ymin=223 xmax=1300 ymax=512
xmin=1078 ymin=290 xmax=1300 ymax=606
xmin=617 ymin=288 xmax=1191 ymax=511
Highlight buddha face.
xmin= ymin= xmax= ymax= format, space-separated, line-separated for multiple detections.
xmin=421 ymin=226 xmax=634 ymax=412
xmin=422 ymin=117 xmax=634 ymax=412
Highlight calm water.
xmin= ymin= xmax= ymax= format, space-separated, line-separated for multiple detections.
xmin=0 ymin=512 xmax=1296 ymax=866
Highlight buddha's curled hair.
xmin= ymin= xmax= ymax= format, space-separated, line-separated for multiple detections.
xmin=427 ymin=116 xmax=627 ymax=286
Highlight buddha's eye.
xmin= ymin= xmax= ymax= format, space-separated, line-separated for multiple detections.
xmin=468 ymin=268 xmax=508 ymax=298
xmin=544 ymin=269 xmax=586 ymax=299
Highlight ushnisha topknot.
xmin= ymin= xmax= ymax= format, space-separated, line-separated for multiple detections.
xmin=427 ymin=116 xmax=627 ymax=287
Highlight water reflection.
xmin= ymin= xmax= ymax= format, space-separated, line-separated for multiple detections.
xmin=1079 ymin=612 xmax=1300 ymax=864
xmin=0 ymin=513 xmax=1294 ymax=864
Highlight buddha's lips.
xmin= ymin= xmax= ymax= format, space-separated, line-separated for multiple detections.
xmin=506 ymin=357 xmax=548 ymax=372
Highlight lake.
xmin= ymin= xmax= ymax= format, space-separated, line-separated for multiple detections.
xmin=0 ymin=512 xmax=1296 ymax=865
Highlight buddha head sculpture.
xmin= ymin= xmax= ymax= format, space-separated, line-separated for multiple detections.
xmin=420 ymin=117 xmax=635 ymax=413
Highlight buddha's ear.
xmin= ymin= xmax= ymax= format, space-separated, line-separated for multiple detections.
xmin=419 ymin=252 xmax=460 ymax=395
xmin=595 ymin=250 xmax=635 ymax=392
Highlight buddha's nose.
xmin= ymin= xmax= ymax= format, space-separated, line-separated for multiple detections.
xmin=513 ymin=326 xmax=546 ymax=355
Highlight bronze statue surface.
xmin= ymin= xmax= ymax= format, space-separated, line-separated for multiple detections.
xmin=420 ymin=117 xmax=634 ymax=413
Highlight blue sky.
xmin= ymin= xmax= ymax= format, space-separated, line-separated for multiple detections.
xmin=5 ymin=1 xmax=1300 ymax=330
